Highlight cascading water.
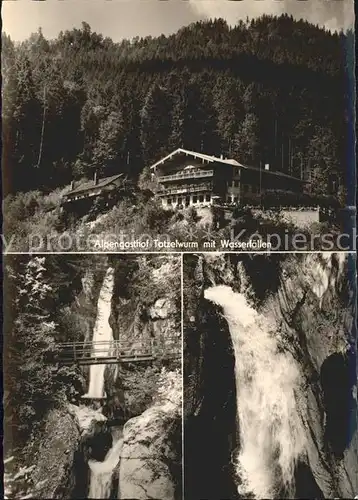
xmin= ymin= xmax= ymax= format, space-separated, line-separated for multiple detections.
xmin=83 ymin=267 xmax=115 ymax=399
xmin=82 ymin=267 xmax=124 ymax=499
xmin=205 ymin=285 xmax=307 ymax=499
xmin=88 ymin=428 xmax=124 ymax=499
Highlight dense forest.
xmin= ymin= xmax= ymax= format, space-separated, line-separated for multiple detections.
xmin=2 ymin=15 xmax=354 ymax=203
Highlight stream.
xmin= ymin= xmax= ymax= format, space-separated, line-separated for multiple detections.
xmin=83 ymin=267 xmax=123 ymax=498
xmin=88 ymin=428 xmax=123 ymax=499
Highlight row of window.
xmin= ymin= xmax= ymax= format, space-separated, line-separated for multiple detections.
xmin=70 ymin=190 xmax=98 ymax=201
xmin=167 ymin=194 xmax=211 ymax=205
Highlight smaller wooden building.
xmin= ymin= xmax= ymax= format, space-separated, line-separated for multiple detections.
xmin=61 ymin=172 xmax=124 ymax=215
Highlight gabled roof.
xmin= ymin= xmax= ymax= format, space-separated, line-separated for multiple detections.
xmin=67 ymin=174 xmax=123 ymax=196
xmin=149 ymin=148 xmax=243 ymax=170
xmin=150 ymin=148 xmax=306 ymax=183
xmin=239 ymin=164 xmax=307 ymax=183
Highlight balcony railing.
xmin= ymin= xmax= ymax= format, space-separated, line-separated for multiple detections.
xmin=158 ymin=183 xmax=213 ymax=196
xmin=157 ymin=169 xmax=214 ymax=183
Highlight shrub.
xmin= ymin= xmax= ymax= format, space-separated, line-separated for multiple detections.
xmin=4 ymin=257 xmax=87 ymax=447
xmin=261 ymin=190 xmax=341 ymax=209
xmin=186 ymin=206 xmax=200 ymax=223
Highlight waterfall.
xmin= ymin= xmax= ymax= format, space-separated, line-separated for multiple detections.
xmin=83 ymin=267 xmax=115 ymax=399
xmin=83 ymin=268 xmax=123 ymax=499
xmin=88 ymin=428 xmax=123 ymax=499
xmin=205 ymin=285 xmax=307 ymax=499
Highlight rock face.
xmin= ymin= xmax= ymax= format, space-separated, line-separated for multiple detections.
xmin=68 ymin=404 xmax=112 ymax=461
xmin=149 ymin=297 xmax=176 ymax=319
xmin=148 ymin=296 xmax=178 ymax=342
xmin=118 ymin=398 xmax=181 ymax=500
xmin=30 ymin=407 xmax=82 ymax=499
xmin=183 ymin=254 xmax=238 ymax=500
xmin=106 ymin=256 xmax=181 ymax=421
xmin=183 ymin=253 xmax=357 ymax=499
xmin=265 ymin=253 xmax=357 ymax=499
xmin=29 ymin=404 xmax=113 ymax=499
xmin=110 ymin=256 xmax=180 ymax=344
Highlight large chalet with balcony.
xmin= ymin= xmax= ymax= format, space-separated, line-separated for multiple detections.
xmin=150 ymin=148 xmax=308 ymax=209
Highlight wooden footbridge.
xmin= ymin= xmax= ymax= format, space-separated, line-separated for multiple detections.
xmin=57 ymin=338 xmax=181 ymax=365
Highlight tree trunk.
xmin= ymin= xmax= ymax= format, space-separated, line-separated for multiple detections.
xmin=37 ymin=86 xmax=46 ymax=169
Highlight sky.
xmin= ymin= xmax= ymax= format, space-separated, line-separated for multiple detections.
xmin=1 ymin=0 xmax=355 ymax=43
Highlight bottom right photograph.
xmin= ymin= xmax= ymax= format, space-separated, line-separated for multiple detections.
xmin=183 ymin=252 xmax=357 ymax=500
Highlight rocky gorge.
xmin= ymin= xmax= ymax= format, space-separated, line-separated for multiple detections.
xmin=183 ymin=252 xmax=357 ymax=499
xmin=4 ymin=254 xmax=182 ymax=500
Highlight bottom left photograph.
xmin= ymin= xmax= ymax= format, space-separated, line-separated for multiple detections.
xmin=3 ymin=254 xmax=182 ymax=500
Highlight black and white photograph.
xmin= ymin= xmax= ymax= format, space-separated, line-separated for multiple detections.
xmin=1 ymin=1 xmax=357 ymax=500
xmin=183 ymin=252 xmax=357 ymax=499
xmin=3 ymin=254 xmax=182 ymax=500
xmin=1 ymin=0 xmax=356 ymax=252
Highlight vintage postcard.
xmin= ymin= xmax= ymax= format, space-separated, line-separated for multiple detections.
xmin=1 ymin=2 xmax=357 ymax=499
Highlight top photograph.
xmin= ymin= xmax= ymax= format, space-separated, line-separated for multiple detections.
xmin=2 ymin=0 xmax=356 ymax=253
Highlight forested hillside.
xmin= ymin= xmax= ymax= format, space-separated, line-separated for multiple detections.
xmin=2 ymin=15 xmax=353 ymax=198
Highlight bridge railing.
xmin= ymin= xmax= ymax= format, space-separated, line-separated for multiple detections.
xmin=57 ymin=337 xmax=181 ymax=363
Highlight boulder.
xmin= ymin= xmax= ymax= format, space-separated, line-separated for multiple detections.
xmin=149 ymin=298 xmax=175 ymax=320
xmin=118 ymin=404 xmax=180 ymax=500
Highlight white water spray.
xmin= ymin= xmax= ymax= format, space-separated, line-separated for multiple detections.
xmin=88 ymin=428 xmax=123 ymax=499
xmin=83 ymin=267 xmax=123 ymax=499
xmin=205 ymin=285 xmax=307 ymax=499
xmin=83 ymin=267 xmax=114 ymax=399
